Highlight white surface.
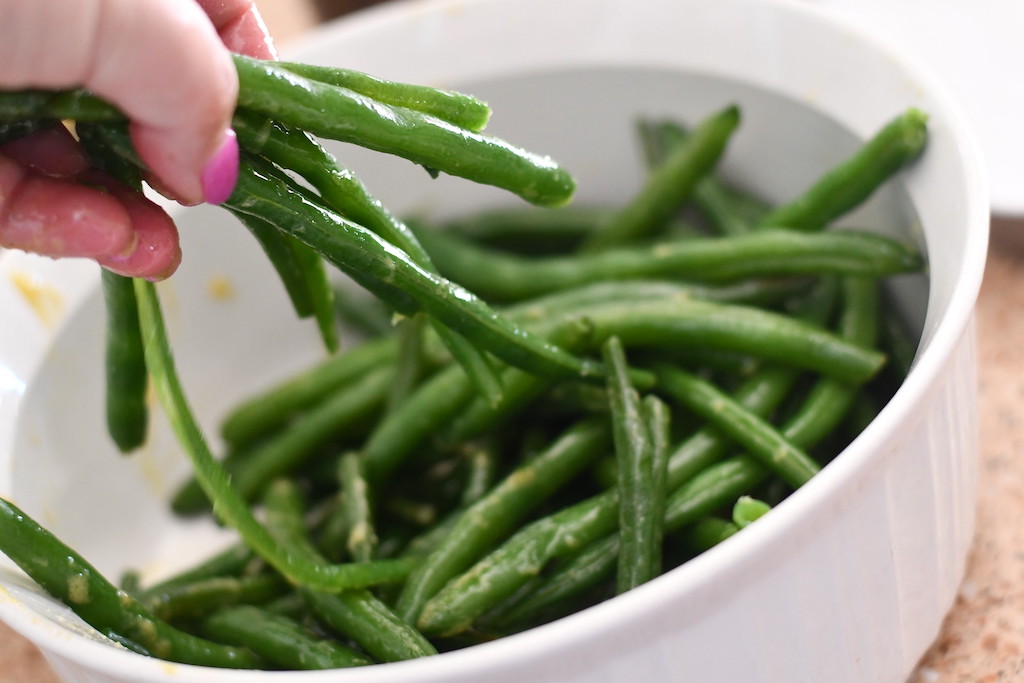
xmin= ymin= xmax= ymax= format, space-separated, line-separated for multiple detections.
xmin=815 ymin=0 xmax=1024 ymax=216
xmin=0 ymin=0 xmax=989 ymax=681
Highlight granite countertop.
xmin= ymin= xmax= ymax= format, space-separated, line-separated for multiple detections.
xmin=2 ymin=1 xmax=1022 ymax=680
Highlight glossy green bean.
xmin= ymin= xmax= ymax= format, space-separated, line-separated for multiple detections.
xmin=583 ymin=105 xmax=740 ymax=250
xmin=100 ymin=270 xmax=149 ymax=452
xmin=414 ymin=225 xmax=921 ymax=302
xmin=219 ymin=336 xmax=398 ymax=447
xmin=0 ymin=497 xmax=263 ymax=668
xmin=758 ymin=109 xmax=928 ymax=231
xmin=272 ymin=57 xmax=492 ymax=131
xmin=655 ymin=366 xmax=820 ymax=489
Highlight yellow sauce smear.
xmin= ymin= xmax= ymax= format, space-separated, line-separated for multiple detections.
xmin=207 ymin=274 xmax=236 ymax=301
xmin=10 ymin=270 xmax=64 ymax=328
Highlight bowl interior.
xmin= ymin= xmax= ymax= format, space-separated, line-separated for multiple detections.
xmin=4 ymin=64 xmax=928 ymax=581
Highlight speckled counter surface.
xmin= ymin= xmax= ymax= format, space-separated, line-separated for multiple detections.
xmin=2 ymin=2 xmax=1023 ymax=681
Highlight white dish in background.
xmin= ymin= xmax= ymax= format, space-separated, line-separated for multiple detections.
xmin=0 ymin=0 xmax=989 ymax=681
xmin=815 ymin=0 xmax=1021 ymax=216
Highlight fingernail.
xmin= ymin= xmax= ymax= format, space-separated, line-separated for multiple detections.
xmin=201 ymin=129 xmax=239 ymax=205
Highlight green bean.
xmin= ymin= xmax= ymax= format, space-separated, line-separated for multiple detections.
xmin=758 ymin=109 xmax=928 ymax=231
xmin=99 ymin=270 xmax=148 ymax=453
xmin=562 ymin=296 xmax=882 ymax=385
xmin=76 ymin=126 xmax=150 ymax=455
xmin=487 ymin=533 xmax=619 ymax=631
xmin=228 ymin=209 xmax=339 ymax=352
xmin=138 ymin=544 xmax=257 ymax=599
xmin=260 ymin=478 xmax=437 ymax=662
xmin=414 ymin=225 xmax=921 ymax=302
xmin=685 ymin=517 xmax=740 ymax=552
xmin=656 ymin=366 xmax=820 ymax=489
xmin=361 ymin=363 xmax=478 ymax=484
xmin=0 ymin=497 xmax=263 ymax=668
xmin=664 ymin=456 xmax=769 ymax=533
xmin=0 ymin=88 xmax=120 ymax=122
xmin=220 ymin=336 xmax=398 ymax=447
xmin=225 ymin=160 xmax=599 ymax=382
xmin=637 ymin=118 xmax=769 ymax=236
xmin=438 ymin=205 xmax=614 ymax=251
xmin=232 ymin=57 xmax=574 ymax=208
xmin=397 ymin=419 xmax=609 ymax=624
xmin=603 ymin=337 xmax=660 ymax=593
xmin=582 ymin=105 xmax=740 ymax=250
xmin=202 ymin=605 xmax=371 ymax=669
xmin=134 ymin=279 xmax=416 ymax=592
xmin=174 ymin=365 xmax=393 ymax=514
xmin=0 ymin=118 xmax=54 ymax=146
xmin=459 ymin=441 xmax=500 ymax=507
xmin=732 ymin=496 xmax=772 ymax=529
xmin=305 ymin=590 xmax=438 ymax=663
xmin=338 ymin=452 xmax=378 ymax=564
xmin=778 ymin=276 xmax=880 ymax=447
xmin=143 ymin=573 xmax=288 ymax=622
xmin=273 ymin=58 xmax=492 ymax=132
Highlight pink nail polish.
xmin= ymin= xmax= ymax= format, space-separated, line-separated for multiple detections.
xmin=201 ymin=129 xmax=239 ymax=205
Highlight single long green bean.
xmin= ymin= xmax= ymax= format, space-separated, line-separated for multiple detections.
xmin=414 ymin=225 xmax=921 ymax=302
xmin=0 ymin=497 xmax=263 ymax=668
xmin=583 ymin=105 xmax=740 ymax=250
xmin=133 ymin=279 xmax=416 ymax=592
xmin=228 ymin=209 xmax=339 ymax=352
xmin=220 ymin=336 xmax=398 ymax=447
xmin=272 ymin=57 xmax=492 ymax=132
xmin=100 ymin=270 xmax=149 ymax=452
xmin=655 ymin=366 xmax=820 ymax=489
xmin=603 ymin=337 xmax=660 ymax=593
xmin=143 ymin=573 xmax=287 ymax=622
xmin=758 ymin=108 xmax=928 ymax=231
xmin=560 ymin=296 xmax=882 ymax=385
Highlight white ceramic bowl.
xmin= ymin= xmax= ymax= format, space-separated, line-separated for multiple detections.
xmin=0 ymin=0 xmax=988 ymax=681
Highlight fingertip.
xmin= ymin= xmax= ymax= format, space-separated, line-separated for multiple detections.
xmin=94 ymin=175 xmax=182 ymax=280
xmin=201 ymin=128 xmax=239 ymax=205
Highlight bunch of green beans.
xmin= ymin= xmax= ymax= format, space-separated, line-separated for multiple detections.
xmin=0 ymin=53 xmax=928 ymax=670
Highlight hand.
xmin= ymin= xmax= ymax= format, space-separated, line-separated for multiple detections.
xmin=0 ymin=0 xmax=276 ymax=279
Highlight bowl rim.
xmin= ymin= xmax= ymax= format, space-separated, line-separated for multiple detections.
xmin=0 ymin=0 xmax=989 ymax=679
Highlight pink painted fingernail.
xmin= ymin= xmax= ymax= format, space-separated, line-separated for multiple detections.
xmin=201 ymin=129 xmax=239 ymax=205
